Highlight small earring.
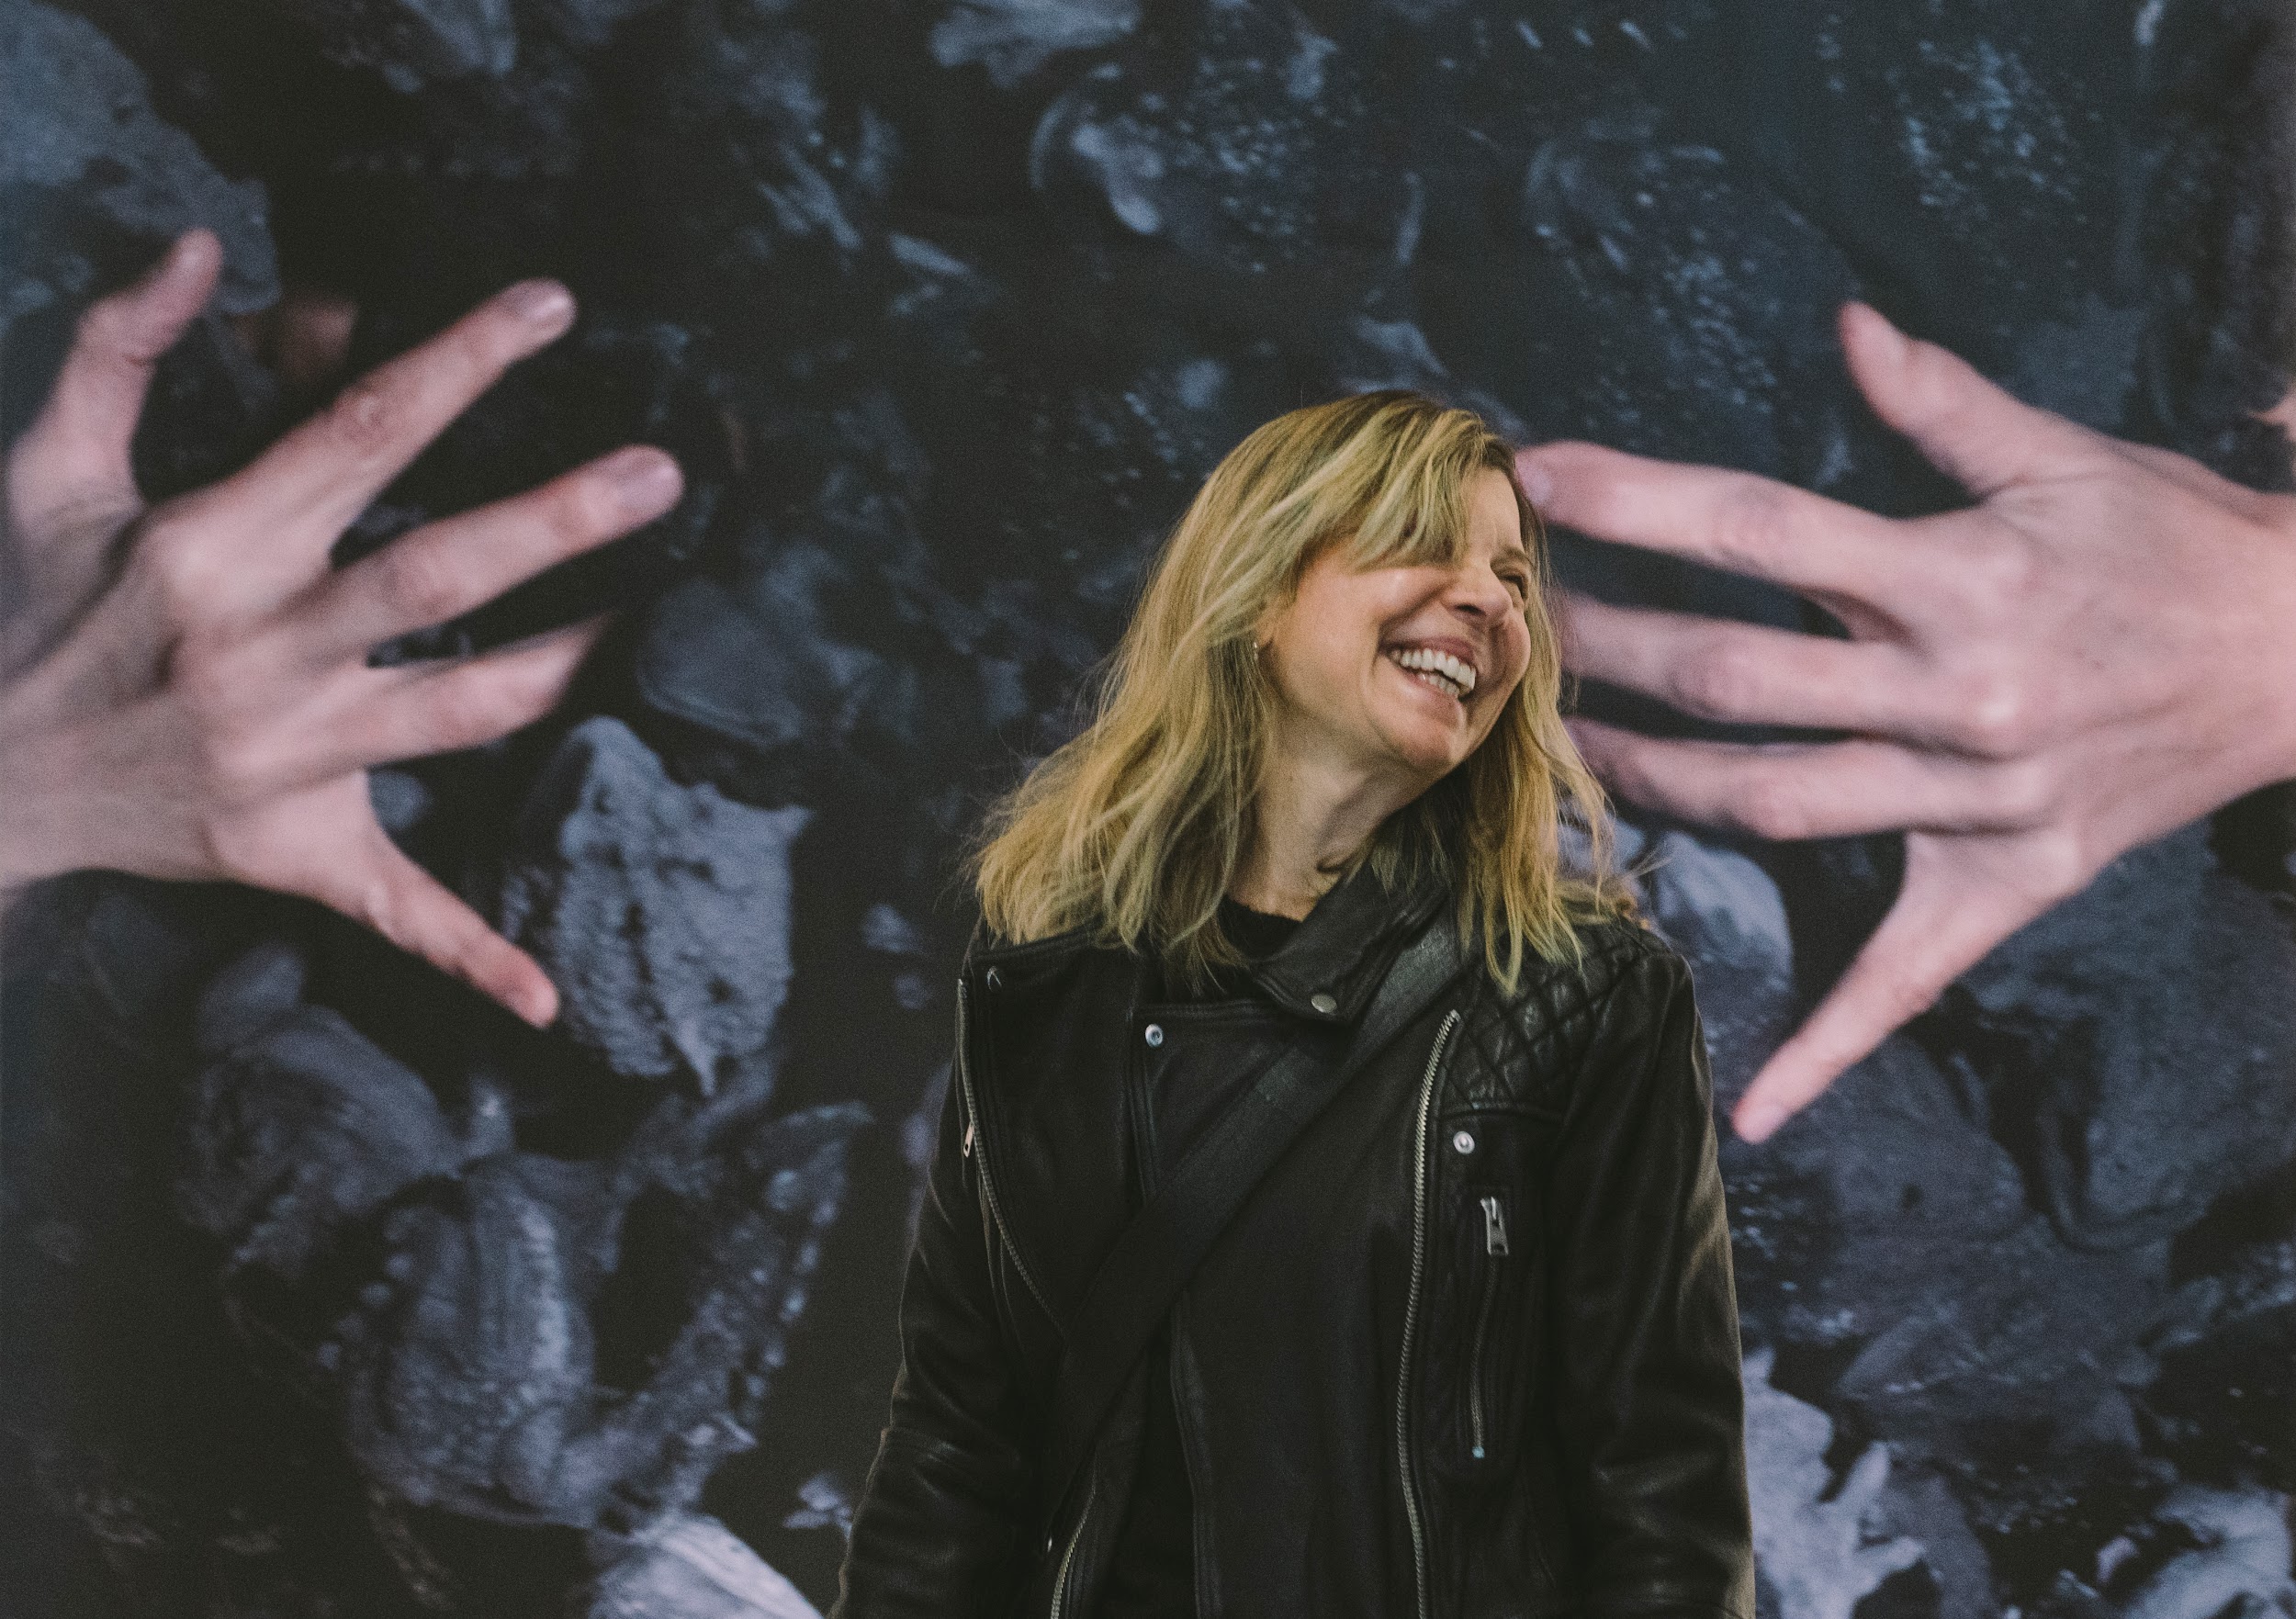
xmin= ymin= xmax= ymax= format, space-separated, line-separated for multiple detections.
xmin=1255 ymin=640 xmax=1269 ymax=658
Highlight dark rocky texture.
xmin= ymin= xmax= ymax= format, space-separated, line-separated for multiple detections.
xmin=337 ymin=1095 xmax=865 ymax=1529
xmin=179 ymin=945 xmax=467 ymax=1287
xmin=3 ymin=0 xmax=2292 ymax=1615
xmin=0 ymin=0 xmax=276 ymax=391
xmin=266 ymin=0 xmax=518 ymax=91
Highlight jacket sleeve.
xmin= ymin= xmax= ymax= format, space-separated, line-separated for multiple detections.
xmin=832 ymin=1022 xmax=1040 ymax=1617
xmin=1543 ymin=943 xmax=1755 ymax=1619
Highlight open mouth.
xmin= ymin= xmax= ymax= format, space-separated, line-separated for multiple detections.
xmin=1385 ymin=644 xmax=1477 ymax=702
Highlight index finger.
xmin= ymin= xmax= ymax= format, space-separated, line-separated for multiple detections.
xmin=1516 ymin=441 xmax=1920 ymax=606
xmin=1730 ymin=838 xmax=2043 ymax=1141
xmin=202 ymin=279 xmax=577 ymax=547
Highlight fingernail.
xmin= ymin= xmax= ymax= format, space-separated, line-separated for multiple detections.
xmin=1515 ymin=454 xmax=1554 ymax=504
xmin=142 ymin=229 xmax=214 ymax=294
xmin=502 ymin=279 xmax=575 ymax=333
xmin=519 ymin=981 xmax=559 ymax=1029
xmin=602 ymin=446 xmax=682 ymax=514
xmin=165 ymin=230 xmax=208 ymax=274
xmin=1851 ymin=300 xmax=1908 ymax=364
xmin=1735 ymin=1100 xmax=1787 ymax=1142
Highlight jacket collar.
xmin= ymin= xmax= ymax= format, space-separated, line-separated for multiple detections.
xmin=1243 ymin=856 xmax=1451 ymax=1027
xmin=964 ymin=857 xmax=1452 ymax=1027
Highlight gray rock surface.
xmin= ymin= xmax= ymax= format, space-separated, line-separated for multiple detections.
xmin=585 ymin=1512 xmax=824 ymax=1619
xmin=502 ymin=717 xmax=811 ymax=1087
xmin=0 ymin=0 xmax=277 ymax=352
xmin=178 ymin=955 xmax=467 ymax=1284
xmin=341 ymin=1096 xmax=864 ymax=1526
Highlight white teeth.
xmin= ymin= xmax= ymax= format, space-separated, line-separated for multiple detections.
xmin=1386 ymin=645 xmax=1477 ymax=698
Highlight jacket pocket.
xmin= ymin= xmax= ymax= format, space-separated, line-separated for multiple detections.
xmin=1464 ymin=1188 xmax=1510 ymax=1464
xmin=1425 ymin=1166 xmax=1568 ymax=1607
xmin=1451 ymin=1181 xmax=1538 ymax=1478
xmin=1426 ymin=1108 xmax=1551 ymax=1485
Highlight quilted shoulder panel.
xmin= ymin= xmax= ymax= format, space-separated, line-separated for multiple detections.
xmin=1444 ymin=917 xmax=1671 ymax=1113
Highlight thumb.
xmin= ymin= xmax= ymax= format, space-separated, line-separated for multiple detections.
xmin=1731 ymin=838 xmax=2043 ymax=1141
xmin=9 ymin=230 xmax=223 ymax=527
xmin=1837 ymin=300 xmax=2093 ymax=500
xmin=317 ymin=828 xmax=561 ymax=1029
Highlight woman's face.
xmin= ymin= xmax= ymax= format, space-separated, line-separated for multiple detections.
xmin=1257 ymin=467 xmax=1536 ymax=790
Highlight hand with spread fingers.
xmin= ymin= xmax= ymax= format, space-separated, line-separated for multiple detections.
xmin=0 ymin=229 xmax=683 ymax=1028
xmin=1518 ymin=303 xmax=2296 ymax=1144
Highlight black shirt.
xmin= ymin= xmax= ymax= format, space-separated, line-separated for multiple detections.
xmin=1096 ymin=897 xmax=1303 ymax=1619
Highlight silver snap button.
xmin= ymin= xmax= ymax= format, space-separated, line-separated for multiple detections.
xmin=1452 ymin=1129 xmax=1476 ymax=1154
xmin=1309 ymin=992 xmax=1338 ymax=1015
xmin=1144 ymin=1023 xmax=1165 ymax=1048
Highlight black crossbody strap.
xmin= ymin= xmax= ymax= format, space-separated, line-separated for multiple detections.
xmin=1039 ymin=909 xmax=1469 ymax=1529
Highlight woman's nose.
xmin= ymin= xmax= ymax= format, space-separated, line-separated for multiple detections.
xmin=1446 ymin=561 xmax=1514 ymax=618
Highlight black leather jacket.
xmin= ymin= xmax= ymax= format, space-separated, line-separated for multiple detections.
xmin=834 ymin=862 xmax=1753 ymax=1619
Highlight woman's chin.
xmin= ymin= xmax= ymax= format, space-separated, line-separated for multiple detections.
xmin=1374 ymin=718 xmax=1474 ymax=782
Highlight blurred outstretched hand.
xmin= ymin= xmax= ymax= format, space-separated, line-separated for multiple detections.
xmin=1520 ymin=305 xmax=2296 ymax=1142
xmin=0 ymin=229 xmax=683 ymax=1026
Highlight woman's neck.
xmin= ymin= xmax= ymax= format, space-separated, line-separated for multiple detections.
xmin=1230 ymin=733 xmax=1426 ymax=919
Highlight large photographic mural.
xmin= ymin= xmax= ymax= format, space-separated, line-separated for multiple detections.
xmin=2 ymin=0 xmax=2291 ymax=1614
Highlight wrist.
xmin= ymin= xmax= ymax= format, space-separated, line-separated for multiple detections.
xmin=0 ymin=722 xmax=107 ymax=891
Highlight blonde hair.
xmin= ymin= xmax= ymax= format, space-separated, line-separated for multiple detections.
xmin=970 ymin=388 xmax=1636 ymax=994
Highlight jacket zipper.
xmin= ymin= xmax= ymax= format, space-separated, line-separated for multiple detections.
xmin=1395 ymin=1007 xmax=1460 ymax=1619
xmin=953 ymin=976 xmax=1057 ymax=1324
xmin=1045 ymin=1475 xmax=1097 ymax=1619
xmin=1468 ymin=1193 xmax=1508 ymax=1460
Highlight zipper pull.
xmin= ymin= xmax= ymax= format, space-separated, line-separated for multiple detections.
xmin=962 ymin=1119 xmax=976 ymax=1159
xmin=1480 ymin=1193 xmax=1509 ymax=1256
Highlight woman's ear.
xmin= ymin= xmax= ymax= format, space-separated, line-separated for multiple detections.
xmin=1247 ymin=597 xmax=1283 ymax=658
xmin=1250 ymin=547 xmax=1323 ymax=661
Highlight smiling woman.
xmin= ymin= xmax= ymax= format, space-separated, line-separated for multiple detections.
xmin=837 ymin=391 xmax=1753 ymax=1619
xmin=973 ymin=388 xmax=1629 ymax=994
